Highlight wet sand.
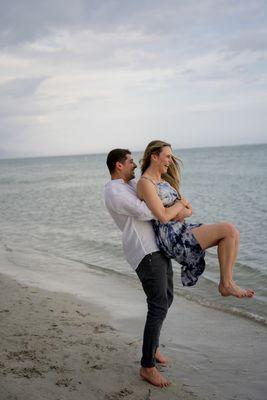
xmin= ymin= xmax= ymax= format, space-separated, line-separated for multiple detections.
xmin=0 ymin=243 xmax=266 ymax=400
xmin=0 ymin=272 xmax=196 ymax=400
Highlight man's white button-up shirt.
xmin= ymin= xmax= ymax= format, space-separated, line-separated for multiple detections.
xmin=104 ymin=179 xmax=159 ymax=270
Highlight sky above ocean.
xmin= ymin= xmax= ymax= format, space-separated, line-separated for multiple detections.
xmin=0 ymin=0 xmax=267 ymax=159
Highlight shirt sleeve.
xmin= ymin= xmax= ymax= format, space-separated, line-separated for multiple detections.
xmin=109 ymin=193 xmax=155 ymax=221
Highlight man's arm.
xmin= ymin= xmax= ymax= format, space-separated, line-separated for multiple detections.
xmin=105 ymin=183 xmax=191 ymax=222
xmin=108 ymin=193 xmax=156 ymax=221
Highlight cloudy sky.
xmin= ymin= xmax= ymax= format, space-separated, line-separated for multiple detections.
xmin=0 ymin=0 xmax=266 ymax=158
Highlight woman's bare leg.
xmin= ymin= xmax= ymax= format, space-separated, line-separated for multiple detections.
xmin=190 ymin=223 xmax=255 ymax=298
xmin=218 ymin=226 xmax=239 ymax=280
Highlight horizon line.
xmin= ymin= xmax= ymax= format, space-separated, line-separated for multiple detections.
xmin=0 ymin=141 xmax=266 ymax=162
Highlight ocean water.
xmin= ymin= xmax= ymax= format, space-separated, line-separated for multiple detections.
xmin=0 ymin=144 xmax=266 ymax=325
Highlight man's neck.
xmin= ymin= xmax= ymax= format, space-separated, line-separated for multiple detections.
xmin=111 ymin=173 xmax=129 ymax=184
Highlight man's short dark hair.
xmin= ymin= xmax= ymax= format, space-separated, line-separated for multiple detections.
xmin=106 ymin=148 xmax=131 ymax=174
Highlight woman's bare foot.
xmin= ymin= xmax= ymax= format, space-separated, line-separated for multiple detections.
xmin=155 ymin=348 xmax=169 ymax=365
xmin=219 ymin=281 xmax=255 ymax=298
xmin=140 ymin=367 xmax=171 ymax=388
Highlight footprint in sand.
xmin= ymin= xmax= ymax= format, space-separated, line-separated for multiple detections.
xmin=93 ymin=324 xmax=116 ymax=334
xmin=55 ymin=377 xmax=77 ymax=391
xmin=8 ymin=366 xmax=43 ymax=378
xmin=90 ymin=364 xmax=103 ymax=370
xmin=76 ymin=310 xmax=91 ymax=317
xmin=6 ymin=350 xmax=36 ymax=361
xmin=106 ymin=345 xmax=117 ymax=352
xmin=106 ymin=388 xmax=134 ymax=400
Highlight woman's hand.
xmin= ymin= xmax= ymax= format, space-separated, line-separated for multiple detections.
xmin=180 ymin=195 xmax=190 ymax=209
xmin=180 ymin=196 xmax=193 ymax=213
xmin=172 ymin=197 xmax=192 ymax=222
xmin=173 ymin=206 xmax=192 ymax=222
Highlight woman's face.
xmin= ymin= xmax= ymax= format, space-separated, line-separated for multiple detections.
xmin=154 ymin=146 xmax=173 ymax=174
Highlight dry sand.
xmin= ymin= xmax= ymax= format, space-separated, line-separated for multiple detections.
xmin=0 ymin=272 xmax=196 ymax=400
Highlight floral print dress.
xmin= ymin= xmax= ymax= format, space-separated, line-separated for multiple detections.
xmin=151 ymin=180 xmax=206 ymax=287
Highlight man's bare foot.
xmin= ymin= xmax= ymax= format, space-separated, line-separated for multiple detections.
xmin=155 ymin=348 xmax=169 ymax=365
xmin=219 ymin=281 xmax=255 ymax=298
xmin=140 ymin=367 xmax=171 ymax=388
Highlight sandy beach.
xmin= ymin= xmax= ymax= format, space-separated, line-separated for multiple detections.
xmin=0 ymin=245 xmax=266 ymax=400
xmin=0 ymin=272 xmax=196 ymax=400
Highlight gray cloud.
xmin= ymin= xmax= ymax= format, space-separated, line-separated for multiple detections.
xmin=0 ymin=76 xmax=47 ymax=98
xmin=0 ymin=0 xmax=86 ymax=47
xmin=0 ymin=0 xmax=265 ymax=46
xmin=0 ymin=0 xmax=266 ymax=158
xmin=1 ymin=0 xmax=266 ymax=77
xmin=227 ymin=30 xmax=267 ymax=54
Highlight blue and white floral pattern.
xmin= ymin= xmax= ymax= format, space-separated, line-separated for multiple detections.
xmin=152 ymin=181 xmax=206 ymax=287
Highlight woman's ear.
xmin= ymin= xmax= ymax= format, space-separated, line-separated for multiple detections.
xmin=151 ymin=153 xmax=158 ymax=162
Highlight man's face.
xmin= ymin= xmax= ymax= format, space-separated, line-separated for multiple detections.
xmin=120 ymin=153 xmax=137 ymax=182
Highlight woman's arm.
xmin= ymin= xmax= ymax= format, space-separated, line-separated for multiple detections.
xmin=173 ymin=205 xmax=192 ymax=222
xmin=180 ymin=194 xmax=191 ymax=208
xmin=173 ymin=194 xmax=192 ymax=222
xmin=180 ymin=195 xmax=193 ymax=213
xmin=137 ymin=179 xmax=186 ymax=224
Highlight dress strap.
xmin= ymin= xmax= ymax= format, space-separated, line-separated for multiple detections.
xmin=140 ymin=176 xmax=159 ymax=193
xmin=140 ymin=176 xmax=157 ymax=186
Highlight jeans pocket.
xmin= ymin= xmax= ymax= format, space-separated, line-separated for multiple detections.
xmin=136 ymin=254 xmax=153 ymax=282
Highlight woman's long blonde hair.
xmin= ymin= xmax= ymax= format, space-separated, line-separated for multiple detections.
xmin=140 ymin=140 xmax=182 ymax=195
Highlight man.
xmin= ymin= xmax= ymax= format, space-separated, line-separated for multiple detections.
xmin=104 ymin=148 xmax=186 ymax=387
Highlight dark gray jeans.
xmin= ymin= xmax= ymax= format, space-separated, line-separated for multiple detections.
xmin=136 ymin=251 xmax=173 ymax=368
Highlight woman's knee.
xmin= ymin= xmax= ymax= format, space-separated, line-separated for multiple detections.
xmin=235 ymin=227 xmax=240 ymax=243
xmin=222 ymin=222 xmax=239 ymax=240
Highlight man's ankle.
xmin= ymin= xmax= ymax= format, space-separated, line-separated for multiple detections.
xmin=141 ymin=366 xmax=156 ymax=371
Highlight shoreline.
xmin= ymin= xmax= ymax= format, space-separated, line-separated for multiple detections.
xmin=0 ymin=245 xmax=266 ymax=400
xmin=1 ymin=243 xmax=266 ymax=327
xmin=0 ymin=272 xmax=195 ymax=400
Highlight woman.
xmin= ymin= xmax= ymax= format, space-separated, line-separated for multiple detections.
xmin=137 ymin=140 xmax=255 ymax=298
